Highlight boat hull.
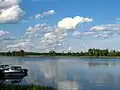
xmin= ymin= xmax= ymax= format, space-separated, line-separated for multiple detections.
xmin=0 ymin=69 xmax=28 ymax=79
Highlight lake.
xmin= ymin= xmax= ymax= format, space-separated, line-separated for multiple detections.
xmin=0 ymin=56 xmax=120 ymax=90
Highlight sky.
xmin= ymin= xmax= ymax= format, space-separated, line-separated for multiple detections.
xmin=0 ymin=0 xmax=120 ymax=52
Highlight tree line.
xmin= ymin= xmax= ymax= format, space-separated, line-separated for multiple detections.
xmin=0 ymin=49 xmax=120 ymax=57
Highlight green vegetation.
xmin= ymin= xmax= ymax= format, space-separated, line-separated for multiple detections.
xmin=0 ymin=84 xmax=56 ymax=90
xmin=1 ymin=48 xmax=120 ymax=57
xmin=0 ymin=50 xmax=25 ymax=56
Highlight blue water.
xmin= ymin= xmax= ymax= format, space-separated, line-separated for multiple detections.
xmin=0 ymin=56 xmax=120 ymax=90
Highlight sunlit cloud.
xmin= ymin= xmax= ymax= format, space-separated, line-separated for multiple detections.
xmin=58 ymin=16 xmax=93 ymax=30
xmin=35 ymin=10 xmax=56 ymax=19
xmin=0 ymin=0 xmax=24 ymax=23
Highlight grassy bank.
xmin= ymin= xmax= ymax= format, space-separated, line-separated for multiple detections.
xmin=0 ymin=84 xmax=56 ymax=90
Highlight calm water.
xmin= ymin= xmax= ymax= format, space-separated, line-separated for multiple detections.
xmin=0 ymin=56 xmax=120 ymax=90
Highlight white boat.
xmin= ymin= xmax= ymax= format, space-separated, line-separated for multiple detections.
xmin=0 ymin=65 xmax=28 ymax=79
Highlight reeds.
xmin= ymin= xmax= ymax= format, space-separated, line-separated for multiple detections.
xmin=0 ymin=84 xmax=56 ymax=90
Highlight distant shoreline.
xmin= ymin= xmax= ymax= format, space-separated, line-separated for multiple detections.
xmin=26 ymin=55 xmax=120 ymax=58
xmin=1 ymin=48 xmax=120 ymax=58
xmin=1 ymin=55 xmax=120 ymax=59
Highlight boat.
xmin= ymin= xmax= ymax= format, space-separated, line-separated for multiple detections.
xmin=0 ymin=65 xmax=28 ymax=79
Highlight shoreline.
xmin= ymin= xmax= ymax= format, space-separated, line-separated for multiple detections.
xmin=26 ymin=55 xmax=120 ymax=58
xmin=1 ymin=55 xmax=120 ymax=59
xmin=0 ymin=55 xmax=120 ymax=58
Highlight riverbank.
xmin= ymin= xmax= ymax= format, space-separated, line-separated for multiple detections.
xmin=1 ymin=55 xmax=120 ymax=59
xmin=26 ymin=55 xmax=120 ymax=59
xmin=0 ymin=84 xmax=56 ymax=90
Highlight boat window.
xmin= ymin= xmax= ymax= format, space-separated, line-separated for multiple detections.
xmin=11 ymin=67 xmax=21 ymax=70
xmin=4 ymin=68 xmax=9 ymax=70
xmin=0 ymin=65 xmax=9 ymax=68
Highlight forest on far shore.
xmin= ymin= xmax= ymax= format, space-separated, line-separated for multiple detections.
xmin=0 ymin=49 xmax=120 ymax=57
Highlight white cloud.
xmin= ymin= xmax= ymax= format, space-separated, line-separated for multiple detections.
xmin=0 ymin=0 xmax=21 ymax=8
xmin=90 ymin=24 xmax=120 ymax=31
xmin=83 ymin=31 xmax=96 ymax=36
xmin=44 ymin=32 xmax=56 ymax=40
xmin=6 ymin=41 xmax=30 ymax=48
xmin=35 ymin=10 xmax=56 ymax=19
xmin=6 ymin=41 xmax=36 ymax=51
xmin=58 ymin=32 xmax=67 ymax=39
xmin=21 ymin=23 xmax=67 ymax=52
xmin=0 ymin=23 xmax=64 ymax=52
xmin=90 ymin=26 xmax=107 ymax=31
xmin=43 ymin=10 xmax=55 ymax=16
xmin=26 ymin=26 xmax=38 ymax=34
xmin=90 ymin=24 xmax=120 ymax=38
xmin=73 ymin=31 xmax=96 ymax=37
xmin=0 ymin=30 xmax=9 ymax=36
xmin=58 ymin=16 xmax=93 ymax=30
xmin=102 ymin=34 xmax=109 ymax=38
xmin=39 ymin=30 xmax=68 ymax=51
xmin=0 ymin=0 xmax=24 ymax=23
xmin=35 ymin=14 xmax=41 ymax=19
xmin=68 ymin=46 xmax=72 ymax=51
xmin=92 ymin=33 xmax=109 ymax=38
xmin=72 ymin=31 xmax=81 ymax=37
xmin=58 ymin=81 xmax=78 ymax=90
xmin=26 ymin=23 xmax=54 ymax=34
xmin=0 ymin=5 xmax=24 ymax=23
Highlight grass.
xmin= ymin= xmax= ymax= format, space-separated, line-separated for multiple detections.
xmin=0 ymin=84 xmax=56 ymax=90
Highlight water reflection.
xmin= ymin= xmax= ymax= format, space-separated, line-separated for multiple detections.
xmin=0 ymin=71 xmax=27 ymax=84
xmin=0 ymin=57 xmax=120 ymax=90
xmin=58 ymin=81 xmax=79 ymax=90
xmin=88 ymin=61 xmax=116 ymax=68
xmin=4 ymin=79 xmax=23 ymax=84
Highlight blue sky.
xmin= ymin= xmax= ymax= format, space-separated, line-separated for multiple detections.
xmin=0 ymin=0 xmax=120 ymax=52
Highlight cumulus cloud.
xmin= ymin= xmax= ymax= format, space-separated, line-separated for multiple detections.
xmin=0 ymin=0 xmax=24 ymax=23
xmin=0 ymin=0 xmax=21 ymax=8
xmin=22 ymin=15 xmax=94 ymax=52
xmin=58 ymin=16 xmax=93 ymax=30
xmin=26 ymin=23 xmax=54 ymax=35
xmin=37 ymin=29 xmax=68 ymax=51
xmin=26 ymin=26 xmax=38 ymax=34
xmin=42 ymin=31 xmax=67 ymax=45
xmin=35 ymin=14 xmax=41 ymax=19
xmin=6 ymin=41 xmax=36 ymax=51
xmin=5 ymin=22 xmax=67 ymax=52
xmin=90 ymin=24 xmax=120 ymax=39
xmin=7 ymin=42 xmax=29 ymax=48
xmin=43 ymin=10 xmax=55 ymax=16
xmin=44 ymin=32 xmax=56 ymax=40
xmin=35 ymin=10 xmax=56 ymax=19
xmin=0 ymin=5 xmax=24 ymax=23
